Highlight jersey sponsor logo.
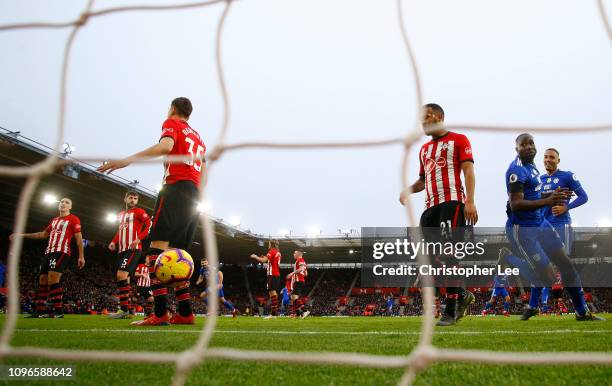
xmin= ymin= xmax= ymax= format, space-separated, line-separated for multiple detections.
xmin=509 ymin=173 xmax=518 ymax=183
xmin=424 ymin=156 xmax=447 ymax=173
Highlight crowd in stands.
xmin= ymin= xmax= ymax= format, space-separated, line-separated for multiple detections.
xmin=0 ymin=231 xmax=610 ymax=317
xmin=309 ymin=269 xmax=355 ymax=316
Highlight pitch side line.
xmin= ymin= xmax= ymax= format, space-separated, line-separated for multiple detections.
xmin=14 ymin=328 xmax=610 ymax=335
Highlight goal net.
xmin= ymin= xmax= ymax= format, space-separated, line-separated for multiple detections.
xmin=1 ymin=1 xmax=611 ymax=385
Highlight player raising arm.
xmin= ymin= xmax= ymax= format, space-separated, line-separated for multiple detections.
xmin=250 ymin=240 xmax=281 ymax=317
xmin=98 ymin=97 xmax=205 ymax=326
xmin=10 ymin=197 xmax=85 ymax=318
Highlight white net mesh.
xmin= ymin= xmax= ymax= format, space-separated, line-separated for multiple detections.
xmin=1 ymin=1 xmax=611 ymax=385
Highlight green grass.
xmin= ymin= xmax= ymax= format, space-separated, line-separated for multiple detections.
xmin=0 ymin=314 xmax=610 ymax=385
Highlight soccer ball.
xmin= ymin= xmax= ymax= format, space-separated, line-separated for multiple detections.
xmin=153 ymin=249 xmax=194 ymax=285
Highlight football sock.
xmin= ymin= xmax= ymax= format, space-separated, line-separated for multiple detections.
xmin=290 ymin=300 xmax=296 ymax=316
xmin=444 ymin=288 xmax=459 ymax=317
xmin=529 ymin=287 xmax=543 ymax=309
xmin=503 ymin=301 xmax=510 ymax=312
xmin=270 ymin=294 xmax=278 ymax=316
xmin=117 ymin=279 xmax=130 ymax=312
xmin=223 ymin=300 xmax=235 ymax=312
xmin=175 ymin=282 xmax=193 ymax=317
xmin=565 ymin=287 xmax=587 ymax=316
xmin=35 ymin=284 xmax=48 ymax=314
xmin=48 ymin=283 xmax=63 ymax=315
xmin=152 ymin=281 xmax=168 ymax=318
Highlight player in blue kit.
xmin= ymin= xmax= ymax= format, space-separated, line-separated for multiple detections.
xmin=386 ymin=296 xmax=395 ymax=316
xmin=280 ymin=280 xmax=291 ymax=315
xmin=540 ymin=286 xmax=552 ymax=314
xmin=482 ymin=274 xmax=511 ymax=317
xmin=196 ymin=258 xmax=238 ymax=318
xmin=540 ymin=148 xmax=588 ymax=253
xmin=539 ymin=148 xmax=590 ymax=313
xmin=504 ymin=133 xmax=602 ymax=321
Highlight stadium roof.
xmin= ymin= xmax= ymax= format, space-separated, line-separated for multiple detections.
xmin=0 ymin=129 xmax=369 ymax=264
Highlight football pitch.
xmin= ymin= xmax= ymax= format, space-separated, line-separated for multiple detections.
xmin=0 ymin=314 xmax=610 ymax=385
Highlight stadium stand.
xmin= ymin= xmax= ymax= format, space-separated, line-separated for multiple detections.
xmin=0 ymin=131 xmax=610 ymax=317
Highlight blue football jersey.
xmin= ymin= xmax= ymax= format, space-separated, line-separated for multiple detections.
xmin=493 ymin=275 xmax=508 ymax=288
xmin=281 ymin=287 xmax=290 ymax=302
xmin=505 ymin=156 xmax=543 ymax=225
xmin=200 ymin=267 xmax=218 ymax=282
xmin=540 ymin=170 xmax=582 ymax=225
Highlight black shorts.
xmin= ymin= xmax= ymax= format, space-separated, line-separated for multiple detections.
xmin=420 ymin=200 xmax=466 ymax=230
xmin=420 ymin=200 xmax=471 ymax=278
xmin=39 ymin=252 xmax=70 ymax=274
xmin=267 ymin=275 xmax=280 ymax=292
xmin=150 ymin=180 xmax=200 ymax=249
xmin=116 ymin=250 xmax=142 ymax=275
xmin=137 ymin=286 xmax=152 ymax=299
xmin=292 ymin=281 xmax=305 ymax=296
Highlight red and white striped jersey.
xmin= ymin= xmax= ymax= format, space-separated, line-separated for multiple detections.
xmin=111 ymin=208 xmax=151 ymax=253
xmin=418 ymin=131 xmax=473 ymax=209
xmin=292 ymin=257 xmax=307 ymax=283
xmin=45 ymin=214 xmax=81 ymax=255
xmin=135 ymin=264 xmax=151 ymax=287
xmin=266 ymin=248 xmax=281 ymax=276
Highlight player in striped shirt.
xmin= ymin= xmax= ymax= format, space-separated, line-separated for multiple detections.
xmin=108 ymin=191 xmax=151 ymax=319
xmin=286 ymin=249 xmax=309 ymax=318
xmin=134 ymin=263 xmax=153 ymax=317
xmin=399 ymin=103 xmax=478 ymax=326
xmin=250 ymin=240 xmax=281 ymax=317
xmin=98 ymin=97 xmax=204 ymax=326
xmin=10 ymin=197 xmax=85 ymax=318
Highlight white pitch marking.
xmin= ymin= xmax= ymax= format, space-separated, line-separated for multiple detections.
xmin=15 ymin=329 xmax=610 ymax=336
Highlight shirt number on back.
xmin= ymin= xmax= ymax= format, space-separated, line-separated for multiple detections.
xmin=185 ymin=137 xmax=204 ymax=172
